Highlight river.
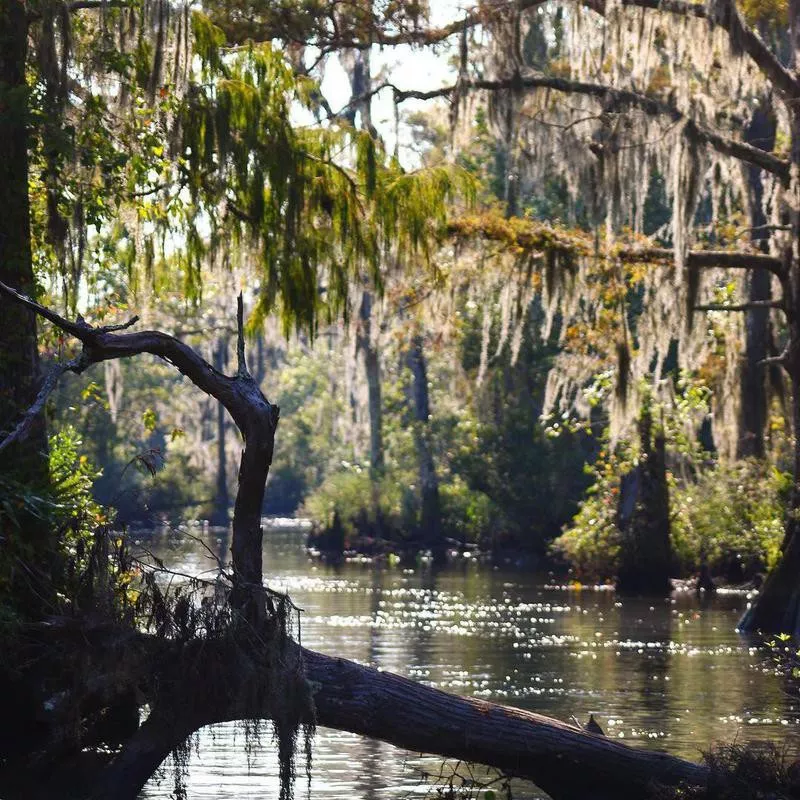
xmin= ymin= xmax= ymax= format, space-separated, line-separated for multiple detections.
xmin=138 ymin=522 xmax=800 ymax=799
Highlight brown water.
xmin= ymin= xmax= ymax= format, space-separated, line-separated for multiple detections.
xmin=138 ymin=523 xmax=800 ymax=799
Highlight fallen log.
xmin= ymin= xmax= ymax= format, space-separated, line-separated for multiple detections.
xmin=307 ymin=647 xmax=709 ymax=800
xmin=87 ymin=640 xmax=709 ymax=800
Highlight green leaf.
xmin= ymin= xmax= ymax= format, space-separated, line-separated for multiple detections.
xmin=143 ymin=407 xmax=158 ymax=433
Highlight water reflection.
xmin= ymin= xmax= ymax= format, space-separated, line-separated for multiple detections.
xmin=138 ymin=525 xmax=800 ymax=800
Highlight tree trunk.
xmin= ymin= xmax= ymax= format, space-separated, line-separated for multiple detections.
xmin=357 ymin=291 xmax=385 ymax=533
xmin=357 ymin=291 xmax=384 ymax=477
xmin=406 ymin=334 xmax=444 ymax=560
xmin=229 ymin=394 xmax=279 ymax=619
xmin=738 ymin=102 xmax=777 ymax=459
xmin=0 ymin=1 xmax=54 ymax=618
xmin=81 ymin=639 xmax=710 ymax=800
xmin=738 ymin=15 xmax=800 ymax=630
xmin=0 ymin=2 xmax=46 ymax=482
xmin=616 ymin=406 xmax=672 ymax=595
xmin=210 ymin=337 xmax=230 ymax=526
xmin=738 ymin=365 xmax=800 ymax=635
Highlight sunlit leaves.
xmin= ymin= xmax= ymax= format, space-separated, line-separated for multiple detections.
xmin=142 ymin=407 xmax=158 ymax=433
xmin=174 ymin=29 xmax=471 ymax=336
xmin=192 ymin=10 xmax=226 ymax=77
xmin=27 ymin=1 xmax=471 ymax=338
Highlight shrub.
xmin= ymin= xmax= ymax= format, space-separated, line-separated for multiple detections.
xmin=670 ymin=460 xmax=788 ymax=581
xmin=550 ymin=449 xmax=626 ymax=580
xmin=553 ymin=455 xmax=788 ymax=582
xmin=301 ymin=467 xmax=406 ymax=536
xmin=439 ymin=476 xmax=497 ymax=545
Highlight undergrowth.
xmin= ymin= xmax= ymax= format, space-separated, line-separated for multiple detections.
xmin=650 ymin=743 xmax=800 ymax=799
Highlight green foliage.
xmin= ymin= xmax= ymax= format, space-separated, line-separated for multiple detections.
xmin=439 ymin=477 xmax=497 ymax=544
xmin=177 ymin=24 xmax=472 ymax=335
xmin=550 ymin=448 xmax=625 ymax=579
xmin=554 ymin=382 xmax=788 ymax=582
xmin=48 ymin=425 xmax=107 ymax=535
xmin=28 ymin=6 xmax=471 ymax=338
xmin=0 ymin=426 xmax=109 ymax=616
xmin=264 ymin=345 xmax=351 ymax=515
xmin=53 ymin=346 xmax=217 ymax=524
xmin=297 ymin=285 xmax=591 ymax=551
xmin=302 ymin=468 xmax=406 ymax=536
xmin=671 ymin=460 xmax=788 ymax=579
xmin=451 ymin=299 xmax=593 ymax=551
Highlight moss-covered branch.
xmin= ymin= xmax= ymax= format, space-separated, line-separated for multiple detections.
xmin=448 ymin=213 xmax=787 ymax=276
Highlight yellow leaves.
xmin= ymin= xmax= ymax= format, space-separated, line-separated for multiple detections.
xmin=142 ymin=407 xmax=158 ymax=433
xmin=81 ymin=381 xmax=104 ymax=403
xmin=738 ymin=0 xmax=788 ymax=26
xmin=600 ymin=284 xmax=625 ymax=305
xmin=625 ymin=260 xmax=651 ymax=284
xmin=448 ymin=211 xmax=592 ymax=258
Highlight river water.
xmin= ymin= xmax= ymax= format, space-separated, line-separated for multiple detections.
xmin=138 ymin=523 xmax=800 ymax=799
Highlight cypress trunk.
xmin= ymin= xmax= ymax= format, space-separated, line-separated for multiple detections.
xmin=0 ymin=1 xmax=54 ymax=616
xmin=0 ymin=1 xmax=46 ymax=482
xmin=406 ymin=334 xmax=444 ymax=562
xmin=616 ymin=406 xmax=672 ymax=595
xmin=738 ymin=102 xmax=777 ymax=459
xmin=358 ymin=292 xmax=384 ymax=477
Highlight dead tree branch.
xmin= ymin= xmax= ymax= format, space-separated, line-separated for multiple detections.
xmin=379 ymin=73 xmax=790 ymax=179
xmin=0 ymin=280 xmax=277 ymax=605
xmin=0 ymin=281 xmax=251 ymax=433
xmin=0 ymin=355 xmax=84 ymax=454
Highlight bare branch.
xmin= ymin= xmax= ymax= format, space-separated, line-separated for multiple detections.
xmin=236 ymin=293 xmax=250 ymax=378
xmin=0 ymin=356 xmax=86 ymax=454
xmin=99 ymin=315 xmax=140 ymax=333
xmin=694 ymin=301 xmax=784 ymax=312
xmin=0 ymin=282 xmax=94 ymax=340
xmin=0 ymin=280 xmax=257 ymax=433
xmin=760 ymin=346 xmax=790 ymax=367
xmin=619 ymin=248 xmax=786 ymax=276
xmin=384 ymin=73 xmax=790 ymax=179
